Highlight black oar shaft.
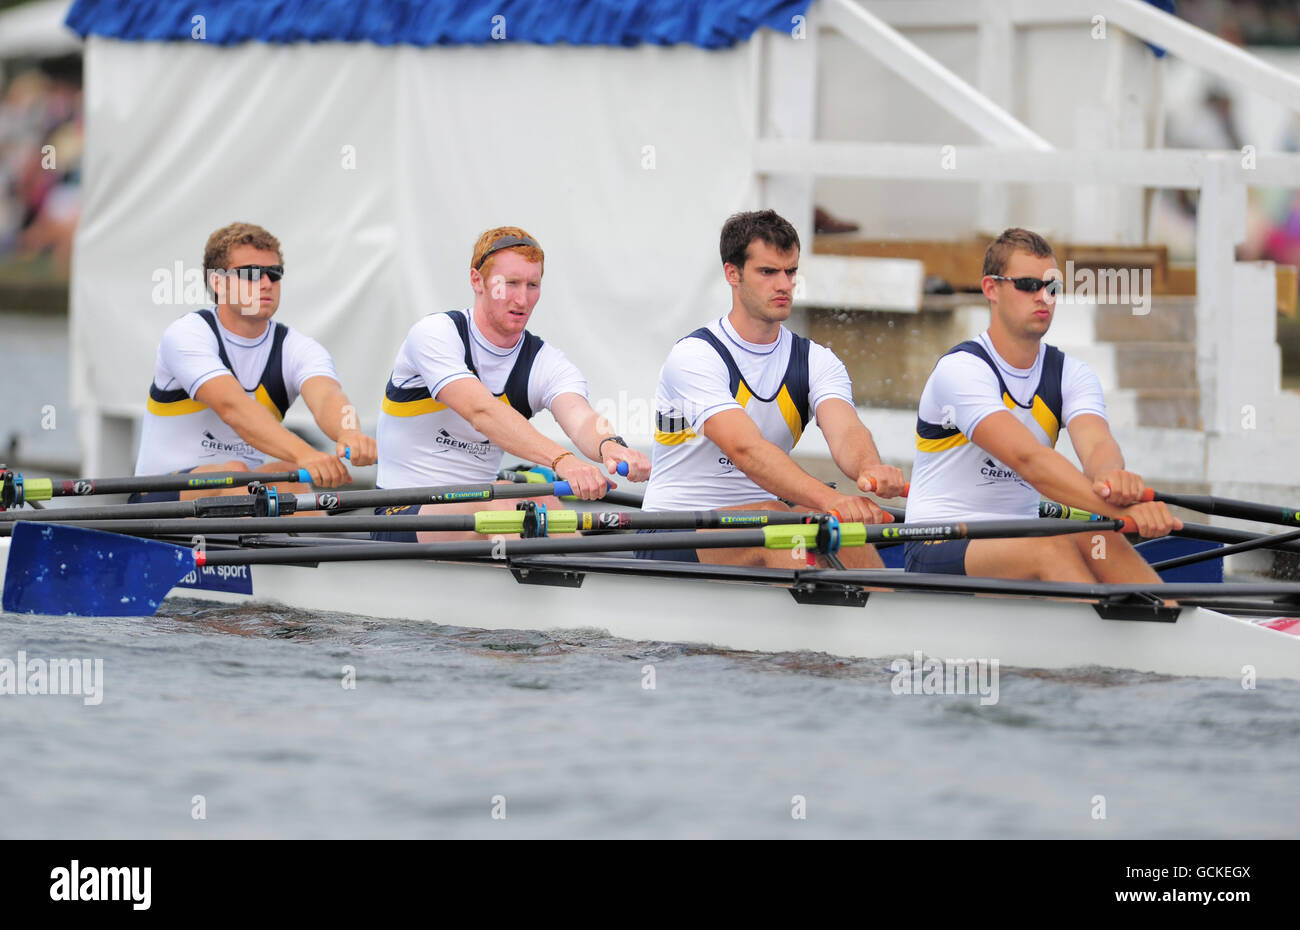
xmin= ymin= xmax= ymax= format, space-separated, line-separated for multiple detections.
xmin=1153 ymin=491 xmax=1300 ymax=528
xmin=192 ymin=517 xmax=1120 ymax=564
xmin=0 ymin=510 xmax=808 ymax=538
xmin=0 ymin=480 xmax=607 ymax=523
xmin=0 ymin=497 xmax=223 ymax=522
xmin=1174 ymin=522 xmax=1300 ymax=556
xmin=48 ymin=470 xmax=305 ymax=497
xmin=200 ymin=529 xmax=767 ymax=564
xmin=1151 ymin=527 xmax=1300 ymax=572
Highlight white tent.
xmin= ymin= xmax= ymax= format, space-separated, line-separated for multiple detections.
xmin=67 ymin=0 xmax=807 ymax=472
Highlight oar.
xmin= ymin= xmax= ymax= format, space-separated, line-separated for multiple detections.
xmin=498 ymin=462 xmax=644 ymax=508
xmin=0 ymin=508 xmax=817 ymax=539
xmin=1148 ymin=526 xmax=1300 ymax=573
xmin=1172 ymin=522 xmax=1300 ymax=556
xmin=1039 ymin=499 xmax=1106 ymax=521
xmin=1140 ymin=489 xmax=1300 ymax=529
xmin=0 ymin=467 xmax=311 ymax=509
xmin=3 ymin=516 xmax=1129 ymax=616
xmin=0 ymin=478 xmax=615 ymax=524
xmin=501 ymin=461 xmax=630 ymax=481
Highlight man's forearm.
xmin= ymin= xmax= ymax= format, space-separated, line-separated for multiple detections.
xmin=468 ymin=400 xmax=569 ymax=466
xmin=222 ymin=400 xmax=317 ymax=463
xmin=828 ymin=426 xmax=883 ymax=482
xmin=731 ymin=439 xmax=837 ymax=511
xmin=1081 ymin=437 xmax=1125 ymax=480
xmin=310 ymin=387 xmax=369 ymax=445
xmin=569 ymin=408 xmax=611 ymax=462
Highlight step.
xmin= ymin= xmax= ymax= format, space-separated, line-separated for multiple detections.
xmin=1112 ymin=342 xmax=1197 ymax=390
xmin=1134 ymin=388 xmax=1201 ymax=430
xmin=1095 ymin=296 xmax=1197 ymax=343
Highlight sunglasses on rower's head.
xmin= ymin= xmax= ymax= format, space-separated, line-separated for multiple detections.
xmin=225 ymin=264 xmax=284 ymax=282
xmin=987 ymin=274 xmax=1060 ymax=296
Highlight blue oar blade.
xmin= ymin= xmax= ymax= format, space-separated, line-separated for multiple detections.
xmin=3 ymin=522 xmax=195 ymax=616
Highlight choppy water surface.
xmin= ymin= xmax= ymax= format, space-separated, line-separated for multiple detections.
xmin=1 ymin=600 xmax=1297 ymax=839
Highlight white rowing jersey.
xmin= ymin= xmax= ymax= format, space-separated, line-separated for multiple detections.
xmin=135 ymin=308 xmax=339 ymax=476
xmin=906 ymin=332 xmax=1106 ymax=524
xmin=640 ymin=316 xmax=854 ymax=511
xmin=376 ymin=309 xmax=587 ymax=488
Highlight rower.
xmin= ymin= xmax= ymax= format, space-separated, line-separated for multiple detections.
xmin=905 ymin=227 xmax=1181 ymax=581
xmin=132 ymin=222 xmax=376 ymax=502
xmin=373 ymin=226 xmax=650 ymax=541
xmin=637 ymin=209 xmax=906 ymax=568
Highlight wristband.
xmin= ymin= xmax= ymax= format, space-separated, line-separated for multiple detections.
xmin=598 ymin=435 xmax=628 ymax=458
xmin=550 ymin=451 xmax=575 ymax=471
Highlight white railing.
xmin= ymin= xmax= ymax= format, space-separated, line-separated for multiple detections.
xmin=756 ymin=0 xmax=1300 ymax=442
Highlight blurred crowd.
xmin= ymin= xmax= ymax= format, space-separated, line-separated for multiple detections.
xmin=1180 ymin=0 xmax=1300 ymax=46
xmin=0 ymin=58 xmax=82 ymax=277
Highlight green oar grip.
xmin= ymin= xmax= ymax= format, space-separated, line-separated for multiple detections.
xmin=473 ymin=511 xmax=527 ymax=535
xmin=762 ymin=522 xmax=867 ymax=550
xmin=547 ymin=511 xmax=578 ymax=534
xmin=471 ymin=509 xmax=580 ymax=535
xmin=24 ymin=478 xmax=53 ymax=503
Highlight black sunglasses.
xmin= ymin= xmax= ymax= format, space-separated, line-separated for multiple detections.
xmin=226 ymin=264 xmax=284 ymax=282
xmin=987 ymin=274 xmax=1060 ymax=295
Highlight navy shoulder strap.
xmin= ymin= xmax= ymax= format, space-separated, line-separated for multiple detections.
xmin=784 ymin=334 xmax=812 ymax=428
xmin=195 ymin=308 xmax=236 ymax=375
xmin=502 ymin=332 xmax=545 ymax=420
xmin=261 ymin=323 xmax=292 ymax=415
xmin=687 ymin=326 xmax=807 ymax=414
xmin=685 ymin=327 xmax=742 ymax=397
xmin=1038 ymin=344 xmax=1065 ymax=421
xmin=444 ymin=310 xmax=477 ymax=374
xmin=946 ymin=339 xmax=1025 ymax=409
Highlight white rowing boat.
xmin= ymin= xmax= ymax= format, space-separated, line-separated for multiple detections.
xmin=3 ymin=532 xmax=1298 ymax=680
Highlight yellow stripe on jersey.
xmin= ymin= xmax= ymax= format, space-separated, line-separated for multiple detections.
xmin=253 ymin=384 xmax=285 ymax=422
xmin=655 ymin=427 xmax=697 ymax=446
xmin=147 ymin=384 xmax=284 ymax=420
xmin=382 ymin=391 xmax=517 ymax=418
xmin=382 ymin=396 xmax=448 ymax=417
xmin=775 ymin=385 xmax=803 ymax=444
xmin=734 ymin=382 xmax=753 ymax=408
xmin=1002 ymin=392 xmax=1060 ymax=445
xmin=146 ymin=395 xmax=208 ymax=417
xmin=915 ymin=431 xmax=969 ymax=453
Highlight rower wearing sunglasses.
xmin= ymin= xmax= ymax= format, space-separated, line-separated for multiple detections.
xmin=132 ymin=222 xmax=377 ymax=500
xmin=373 ymin=226 xmax=650 ymax=541
xmin=905 ymin=227 xmax=1180 ymax=582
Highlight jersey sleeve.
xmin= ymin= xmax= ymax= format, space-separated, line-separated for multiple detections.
xmin=156 ymin=314 xmax=230 ymax=397
xmin=1061 ymin=355 xmax=1107 ymax=424
xmin=807 ymin=341 xmax=855 ymax=416
xmin=658 ymin=338 xmax=742 ymax=433
xmin=921 ymin=353 xmax=1009 ymax=437
xmin=405 ymin=314 xmax=479 ymax=399
xmin=530 ymin=343 xmax=589 ymax=411
xmin=281 ymin=329 xmax=341 ymax=401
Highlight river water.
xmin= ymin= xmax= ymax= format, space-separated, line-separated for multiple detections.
xmin=1 ymin=598 xmax=1296 ymax=839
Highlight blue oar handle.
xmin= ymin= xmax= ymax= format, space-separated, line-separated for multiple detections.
xmin=296 ymin=469 xmax=311 ymax=483
xmin=344 ymin=446 xmax=351 ymax=461
xmin=551 ymin=476 xmax=620 ymax=498
xmin=616 ymin=461 xmax=629 ymax=477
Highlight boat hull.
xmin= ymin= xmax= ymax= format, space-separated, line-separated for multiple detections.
xmin=5 ymin=535 xmax=1294 ymax=680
